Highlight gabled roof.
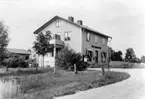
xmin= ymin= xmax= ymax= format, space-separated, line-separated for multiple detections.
xmin=7 ymin=48 xmax=31 ymax=55
xmin=34 ymin=15 xmax=112 ymax=38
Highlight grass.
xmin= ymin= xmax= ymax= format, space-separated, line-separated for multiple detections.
xmin=109 ymin=61 xmax=145 ymax=68
xmin=89 ymin=61 xmax=145 ymax=68
xmin=0 ymin=67 xmax=130 ymax=99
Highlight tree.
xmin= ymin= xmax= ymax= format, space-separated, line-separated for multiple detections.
xmin=125 ymin=48 xmax=136 ymax=62
xmin=141 ymin=55 xmax=145 ymax=63
xmin=0 ymin=21 xmax=9 ymax=65
xmin=33 ymin=31 xmax=52 ymax=67
xmin=56 ymin=47 xmax=88 ymax=71
xmin=111 ymin=49 xmax=123 ymax=61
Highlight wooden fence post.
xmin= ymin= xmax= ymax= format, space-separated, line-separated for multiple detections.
xmin=74 ymin=64 xmax=77 ymax=74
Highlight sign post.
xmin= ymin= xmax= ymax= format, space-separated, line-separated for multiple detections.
xmin=50 ymin=34 xmax=56 ymax=74
xmin=53 ymin=42 xmax=56 ymax=74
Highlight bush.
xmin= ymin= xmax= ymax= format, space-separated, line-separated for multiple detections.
xmin=56 ymin=47 xmax=88 ymax=71
xmin=29 ymin=59 xmax=38 ymax=68
xmin=3 ymin=55 xmax=29 ymax=68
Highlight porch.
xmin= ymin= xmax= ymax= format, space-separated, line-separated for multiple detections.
xmin=38 ymin=34 xmax=65 ymax=67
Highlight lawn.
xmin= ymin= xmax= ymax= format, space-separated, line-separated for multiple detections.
xmin=109 ymin=61 xmax=145 ymax=68
xmin=89 ymin=61 xmax=145 ymax=68
xmin=0 ymin=67 xmax=130 ymax=99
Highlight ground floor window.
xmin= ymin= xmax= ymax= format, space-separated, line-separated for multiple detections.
xmin=85 ymin=49 xmax=93 ymax=62
xmin=25 ymin=56 xmax=29 ymax=60
xmin=95 ymin=51 xmax=98 ymax=63
xmin=47 ymin=51 xmax=54 ymax=57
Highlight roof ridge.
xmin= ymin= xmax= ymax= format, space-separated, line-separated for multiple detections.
xmin=7 ymin=48 xmax=27 ymax=51
xmin=34 ymin=15 xmax=111 ymax=38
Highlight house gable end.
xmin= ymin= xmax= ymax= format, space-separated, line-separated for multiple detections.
xmin=34 ymin=16 xmax=82 ymax=34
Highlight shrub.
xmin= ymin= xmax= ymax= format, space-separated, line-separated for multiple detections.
xmin=56 ymin=47 xmax=88 ymax=71
xmin=29 ymin=59 xmax=38 ymax=68
xmin=19 ymin=59 xmax=29 ymax=68
xmin=3 ymin=56 xmax=29 ymax=68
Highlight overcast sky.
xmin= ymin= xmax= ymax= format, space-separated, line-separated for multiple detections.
xmin=0 ymin=0 xmax=145 ymax=58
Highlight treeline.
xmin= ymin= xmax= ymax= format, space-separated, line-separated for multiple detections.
xmin=111 ymin=48 xmax=144 ymax=63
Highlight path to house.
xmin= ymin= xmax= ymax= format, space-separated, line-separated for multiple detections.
xmin=55 ymin=68 xmax=145 ymax=99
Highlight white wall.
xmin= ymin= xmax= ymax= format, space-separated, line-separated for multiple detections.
xmin=37 ymin=18 xmax=82 ymax=67
xmin=40 ymin=19 xmax=82 ymax=53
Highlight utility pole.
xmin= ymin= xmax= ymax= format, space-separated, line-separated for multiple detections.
xmin=53 ymin=35 xmax=56 ymax=74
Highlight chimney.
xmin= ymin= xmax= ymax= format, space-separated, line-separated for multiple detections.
xmin=68 ymin=16 xmax=74 ymax=22
xmin=77 ymin=20 xmax=83 ymax=25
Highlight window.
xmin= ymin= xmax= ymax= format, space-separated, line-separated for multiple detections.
xmin=85 ymin=49 xmax=93 ymax=62
xmin=25 ymin=56 xmax=29 ymax=60
xmin=86 ymin=32 xmax=90 ymax=41
xmin=95 ymin=51 xmax=98 ymax=63
xmin=47 ymin=52 xmax=54 ymax=57
xmin=55 ymin=34 xmax=61 ymax=40
xmin=102 ymin=38 xmax=106 ymax=45
xmin=56 ymin=32 xmax=61 ymax=40
xmin=55 ymin=20 xmax=60 ymax=27
xmin=64 ymin=31 xmax=71 ymax=41
xmin=95 ymin=36 xmax=98 ymax=43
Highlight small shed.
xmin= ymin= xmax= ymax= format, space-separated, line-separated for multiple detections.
xmin=7 ymin=48 xmax=31 ymax=60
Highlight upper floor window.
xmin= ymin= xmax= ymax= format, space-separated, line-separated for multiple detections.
xmin=64 ymin=31 xmax=71 ymax=41
xmin=102 ymin=38 xmax=106 ymax=45
xmin=86 ymin=32 xmax=90 ymax=41
xmin=55 ymin=34 xmax=61 ymax=40
xmin=55 ymin=20 xmax=60 ymax=27
xmin=95 ymin=36 xmax=98 ymax=43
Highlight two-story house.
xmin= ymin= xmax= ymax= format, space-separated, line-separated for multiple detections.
xmin=33 ymin=16 xmax=112 ymax=67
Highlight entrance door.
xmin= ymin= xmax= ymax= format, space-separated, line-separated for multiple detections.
xmin=95 ymin=51 xmax=98 ymax=63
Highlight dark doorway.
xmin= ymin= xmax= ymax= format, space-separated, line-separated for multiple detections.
xmin=95 ymin=51 xmax=98 ymax=63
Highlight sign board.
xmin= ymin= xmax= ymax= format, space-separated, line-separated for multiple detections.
xmin=101 ymin=51 xmax=107 ymax=63
xmin=84 ymin=57 xmax=88 ymax=62
xmin=100 ymin=45 xmax=109 ymax=64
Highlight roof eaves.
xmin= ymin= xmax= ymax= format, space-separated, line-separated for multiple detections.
xmin=83 ymin=27 xmax=112 ymax=38
xmin=7 ymin=48 xmax=31 ymax=55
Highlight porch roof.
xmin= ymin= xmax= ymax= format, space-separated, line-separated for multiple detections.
xmin=49 ymin=44 xmax=64 ymax=49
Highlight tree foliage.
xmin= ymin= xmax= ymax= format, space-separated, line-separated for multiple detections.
xmin=0 ymin=22 xmax=9 ymax=64
xmin=125 ymin=48 xmax=137 ymax=62
xmin=3 ymin=54 xmax=29 ymax=68
xmin=33 ymin=31 xmax=52 ymax=67
xmin=56 ymin=47 xmax=88 ymax=71
xmin=141 ymin=55 xmax=145 ymax=63
xmin=111 ymin=49 xmax=123 ymax=61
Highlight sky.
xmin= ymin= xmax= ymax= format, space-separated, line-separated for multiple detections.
xmin=0 ymin=0 xmax=145 ymax=58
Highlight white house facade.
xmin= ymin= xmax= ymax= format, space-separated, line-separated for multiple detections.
xmin=33 ymin=16 xmax=112 ymax=67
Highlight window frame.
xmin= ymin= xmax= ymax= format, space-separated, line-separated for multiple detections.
xmin=86 ymin=32 xmax=91 ymax=41
xmin=102 ymin=38 xmax=106 ymax=45
xmin=55 ymin=20 xmax=60 ymax=27
xmin=95 ymin=36 xmax=98 ymax=44
xmin=64 ymin=31 xmax=71 ymax=41
xmin=86 ymin=49 xmax=93 ymax=62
